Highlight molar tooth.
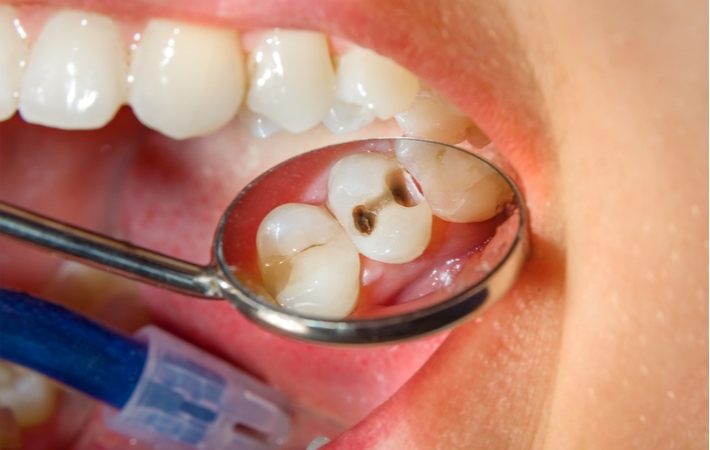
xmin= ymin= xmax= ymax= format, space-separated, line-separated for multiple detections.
xmin=322 ymin=99 xmax=376 ymax=134
xmin=129 ymin=19 xmax=246 ymax=140
xmin=0 ymin=362 xmax=56 ymax=427
xmin=396 ymin=141 xmax=514 ymax=222
xmin=328 ymin=153 xmax=432 ymax=264
xmin=335 ymin=46 xmax=419 ymax=120
xmin=0 ymin=6 xmax=27 ymax=121
xmin=18 ymin=10 xmax=126 ymax=129
xmin=257 ymin=203 xmax=360 ymax=319
xmin=395 ymin=88 xmax=474 ymax=144
xmin=246 ymin=30 xmax=336 ymax=133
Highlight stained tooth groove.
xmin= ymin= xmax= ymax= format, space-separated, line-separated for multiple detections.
xmin=257 ymin=203 xmax=360 ymax=319
xmin=328 ymin=153 xmax=432 ymax=264
xmin=0 ymin=362 xmax=56 ymax=427
xmin=0 ymin=6 xmax=27 ymax=121
xmin=18 ymin=10 xmax=126 ymax=129
xmin=396 ymin=141 xmax=514 ymax=222
xmin=246 ymin=30 xmax=336 ymax=133
xmin=334 ymin=46 xmax=419 ymax=120
xmin=129 ymin=19 xmax=246 ymax=140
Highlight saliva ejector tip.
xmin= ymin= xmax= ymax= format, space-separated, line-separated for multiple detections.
xmin=104 ymin=326 xmax=292 ymax=450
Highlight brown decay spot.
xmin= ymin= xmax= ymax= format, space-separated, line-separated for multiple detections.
xmin=386 ymin=168 xmax=423 ymax=208
xmin=353 ymin=205 xmax=377 ymax=235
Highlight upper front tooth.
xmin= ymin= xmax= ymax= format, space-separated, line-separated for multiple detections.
xmin=322 ymin=99 xmax=376 ymax=135
xmin=246 ymin=30 xmax=336 ymax=134
xmin=18 ymin=10 xmax=126 ymax=129
xmin=0 ymin=6 xmax=27 ymax=121
xmin=334 ymin=46 xmax=419 ymax=120
xmin=129 ymin=19 xmax=246 ymax=140
xmin=327 ymin=153 xmax=432 ymax=264
xmin=257 ymin=203 xmax=360 ymax=319
xmin=396 ymin=141 xmax=514 ymax=222
xmin=395 ymin=87 xmax=474 ymax=144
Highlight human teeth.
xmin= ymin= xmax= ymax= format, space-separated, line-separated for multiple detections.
xmin=327 ymin=153 xmax=432 ymax=263
xmin=18 ymin=10 xmax=126 ymax=129
xmin=335 ymin=46 xmax=419 ymax=120
xmin=0 ymin=362 xmax=56 ymax=427
xmin=395 ymin=87 xmax=474 ymax=144
xmin=257 ymin=203 xmax=360 ymax=319
xmin=322 ymin=99 xmax=376 ymax=134
xmin=396 ymin=141 xmax=514 ymax=222
xmin=246 ymin=30 xmax=336 ymax=133
xmin=129 ymin=19 xmax=245 ymax=140
xmin=238 ymin=106 xmax=282 ymax=139
xmin=0 ymin=6 xmax=27 ymax=121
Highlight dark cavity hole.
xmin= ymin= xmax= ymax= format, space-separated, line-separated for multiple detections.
xmin=386 ymin=168 xmax=423 ymax=207
xmin=234 ymin=422 xmax=269 ymax=443
xmin=353 ymin=205 xmax=377 ymax=235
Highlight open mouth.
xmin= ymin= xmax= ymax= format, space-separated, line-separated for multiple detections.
xmin=0 ymin=1 xmax=563 ymax=449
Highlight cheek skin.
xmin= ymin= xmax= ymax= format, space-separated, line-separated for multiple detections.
xmin=529 ymin=0 xmax=707 ymax=447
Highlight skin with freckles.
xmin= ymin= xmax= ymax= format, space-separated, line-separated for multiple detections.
xmin=0 ymin=0 xmax=706 ymax=449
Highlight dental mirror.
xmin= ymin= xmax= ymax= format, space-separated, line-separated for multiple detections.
xmin=0 ymin=138 xmax=529 ymax=345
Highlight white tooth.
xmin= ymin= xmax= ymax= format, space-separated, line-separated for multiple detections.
xmin=0 ymin=6 xmax=27 ymax=121
xmin=322 ymin=99 xmax=376 ymax=134
xmin=238 ymin=106 xmax=282 ymax=139
xmin=257 ymin=203 xmax=360 ymax=319
xmin=327 ymin=153 xmax=432 ymax=264
xmin=0 ymin=362 xmax=56 ymax=427
xmin=129 ymin=19 xmax=245 ymax=140
xmin=396 ymin=141 xmax=514 ymax=222
xmin=335 ymin=46 xmax=419 ymax=120
xmin=18 ymin=10 xmax=126 ymax=129
xmin=395 ymin=88 xmax=474 ymax=144
xmin=246 ymin=30 xmax=335 ymax=133
xmin=307 ymin=437 xmax=331 ymax=450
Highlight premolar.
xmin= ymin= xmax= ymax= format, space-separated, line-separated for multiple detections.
xmin=0 ymin=6 xmax=27 ymax=121
xmin=328 ymin=153 xmax=432 ymax=264
xmin=257 ymin=203 xmax=360 ymax=318
xmin=396 ymin=140 xmax=514 ymax=222
xmin=19 ymin=10 xmax=126 ymax=129
xmin=395 ymin=87 xmax=474 ymax=144
xmin=129 ymin=19 xmax=246 ymax=140
xmin=0 ymin=361 xmax=56 ymax=427
xmin=334 ymin=46 xmax=419 ymax=120
xmin=246 ymin=30 xmax=336 ymax=133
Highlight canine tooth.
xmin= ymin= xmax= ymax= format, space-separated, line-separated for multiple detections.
xmin=322 ymin=99 xmax=376 ymax=134
xmin=335 ymin=46 xmax=419 ymax=120
xmin=0 ymin=362 xmax=56 ymax=427
xmin=246 ymin=30 xmax=335 ymax=133
xmin=238 ymin=107 xmax=282 ymax=138
xmin=396 ymin=141 xmax=514 ymax=222
xmin=129 ymin=19 xmax=245 ymax=140
xmin=395 ymin=88 xmax=474 ymax=144
xmin=257 ymin=203 xmax=360 ymax=319
xmin=0 ymin=6 xmax=27 ymax=121
xmin=18 ymin=10 xmax=126 ymax=129
xmin=328 ymin=153 xmax=432 ymax=263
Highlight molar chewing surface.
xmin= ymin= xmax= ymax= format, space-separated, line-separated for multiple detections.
xmin=0 ymin=5 xmax=465 ymax=141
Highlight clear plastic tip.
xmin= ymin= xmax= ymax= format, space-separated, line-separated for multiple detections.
xmin=104 ymin=325 xmax=291 ymax=449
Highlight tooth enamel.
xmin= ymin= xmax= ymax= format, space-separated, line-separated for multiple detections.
xmin=0 ymin=362 xmax=56 ymax=427
xmin=395 ymin=88 xmax=474 ymax=144
xmin=257 ymin=203 xmax=360 ymax=318
xmin=246 ymin=30 xmax=336 ymax=133
xmin=327 ymin=153 xmax=432 ymax=263
xmin=0 ymin=6 xmax=27 ymax=121
xmin=18 ymin=10 xmax=126 ymax=129
xmin=322 ymin=99 xmax=377 ymax=134
xmin=129 ymin=19 xmax=246 ymax=140
xmin=396 ymin=141 xmax=514 ymax=222
xmin=335 ymin=46 xmax=419 ymax=120
xmin=238 ymin=106 xmax=282 ymax=139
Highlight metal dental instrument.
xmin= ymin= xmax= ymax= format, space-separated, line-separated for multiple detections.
xmin=0 ymin=138 xmax=529 ymax=345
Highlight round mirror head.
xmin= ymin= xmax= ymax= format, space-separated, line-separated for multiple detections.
xmin=215 ymin=138 xmax=529 ymax=345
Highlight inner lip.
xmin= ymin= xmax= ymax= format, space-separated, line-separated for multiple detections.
xmin=0 ymin=1 xmax=550 ymax=448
